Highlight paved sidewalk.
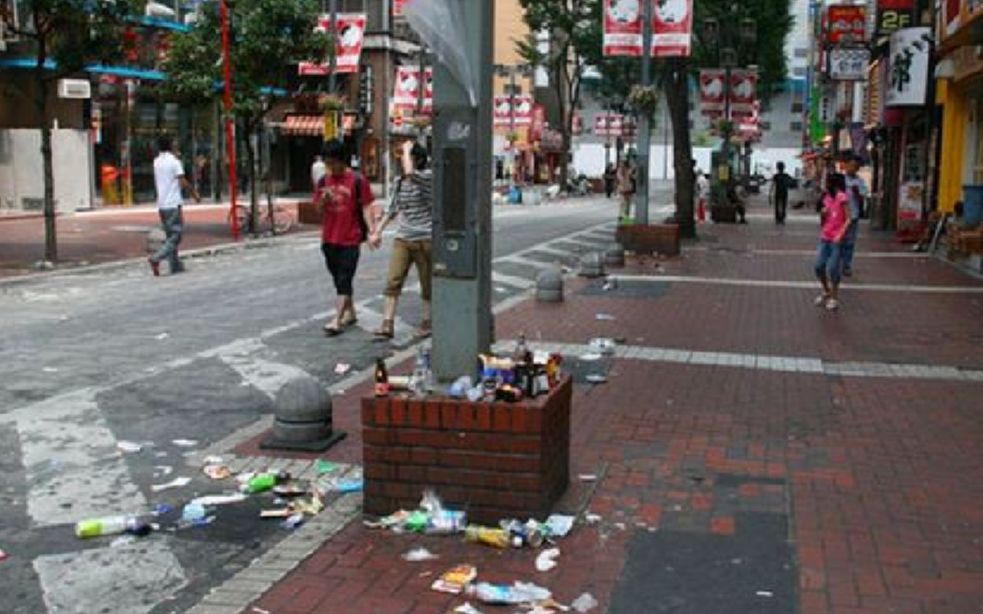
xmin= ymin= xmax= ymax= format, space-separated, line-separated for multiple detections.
xmin=203 ymin=198 xmax=983 ymax=613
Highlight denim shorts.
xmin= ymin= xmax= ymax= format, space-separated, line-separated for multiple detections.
xmin=814 ymin=240 xmax=842 ymax=284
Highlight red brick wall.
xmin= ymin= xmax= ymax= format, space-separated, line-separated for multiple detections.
xmin=362 ymin=376 xmax=571 ymax=524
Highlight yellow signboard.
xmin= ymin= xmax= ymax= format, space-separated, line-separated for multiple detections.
xmin=323 ymin=111 xmax=338 ymax=141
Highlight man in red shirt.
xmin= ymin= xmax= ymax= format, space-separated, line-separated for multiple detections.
xmin=315 ymin=139 xmax=378 ymax=335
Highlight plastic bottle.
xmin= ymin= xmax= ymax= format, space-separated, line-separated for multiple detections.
xmin=464 ymin=525 xmax=510 ymax=549
xmin=243 ymin=473 xmax=277 ymax=494
xmin=75 ymin=515 xmax=148 ymax=539
xmin=468 ymin=581 xmax=552 ymax=605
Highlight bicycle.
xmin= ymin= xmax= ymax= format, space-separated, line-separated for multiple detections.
xmin=227 ymin=199 xmax=295 ymax=235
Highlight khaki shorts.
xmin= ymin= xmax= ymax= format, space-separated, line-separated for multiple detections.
xmin=384 ymin=238 xmax=432 ymax=301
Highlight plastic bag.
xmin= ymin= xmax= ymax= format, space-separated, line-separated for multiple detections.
xmin=403 ymin=0 xmax=477 ymax=106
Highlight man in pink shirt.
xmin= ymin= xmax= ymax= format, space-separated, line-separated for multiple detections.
xmin=814 ymin=173 xmax=849 ymax=311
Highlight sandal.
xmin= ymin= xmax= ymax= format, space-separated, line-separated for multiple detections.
xmin=323 ymin=321 xmax=344 ymax=337
xmin=414 ymin=319 xmax=432 ymax=339
xmin=373 ymin=319 xmax=395 ymax=339
xmin=340 ymin=315 xmax=358 ymax=328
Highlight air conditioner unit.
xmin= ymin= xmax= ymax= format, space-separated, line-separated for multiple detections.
xmin=57 ymin=79 xmax=92 ymax=99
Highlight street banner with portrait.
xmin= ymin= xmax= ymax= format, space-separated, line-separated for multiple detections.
xmin=698 ymin=69 xmax=726 ymax=114
xmin=493 ymin=95 xmax=534 ymax=128
xmin=299 ymin=13 xmax=367 ymax=75
xmin=392 ymin=66 xmax=433 ymax=112
xmin=602 ymin=0 xmax=692 ymax=57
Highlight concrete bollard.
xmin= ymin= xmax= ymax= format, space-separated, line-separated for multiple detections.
xmin=604 ymin=242 xmax=625 ymax=268
xmin=535 ymin=267 xmax=564 ymax=302
xmin=261 ymin=375 xmax=346 ymax=452
xmin=579 ymin=251 xmax=605 ymax=278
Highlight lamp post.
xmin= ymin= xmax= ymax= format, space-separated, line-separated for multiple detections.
xmin=220 ymin=0 xmax=239 ymax=240
xmin=634 ymin=0 xmax=653 ymax=225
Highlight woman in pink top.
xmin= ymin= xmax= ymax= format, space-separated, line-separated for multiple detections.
xmin=814 ymin=173 xmax=849 ymax=311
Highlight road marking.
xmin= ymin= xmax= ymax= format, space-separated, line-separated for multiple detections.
xmin=610 ymin=274 xmax=983 ymax=294
xmin=217 ymin=339 xmax=313 ymax=399
xmin=492 ymin=272 xmax=535 ymax=289
xmin=34 ymin=540 xmax=187 ymax=614
xmin=527 ymin=244 xmax=580 ymax=258
xmin=14 ymin=389 xmax=148 ymax=527
xmin=494 ymin=339 xmax=983 ymax=383
xmin=499 ymin=255 xmax=561 ymax=270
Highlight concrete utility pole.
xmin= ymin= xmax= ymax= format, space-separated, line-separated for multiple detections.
xmin=328 ymin=0 xmax=338 ymax=92
xmin=431 ymin=0 xmax=494 ymax=381
xmin=634 ymin=0 xmax=653 ymax=224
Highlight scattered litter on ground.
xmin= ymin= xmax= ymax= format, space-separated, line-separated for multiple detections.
xmin=203 ymin=464 xmax=232 ymax=480
xmin=468 ymin=581 xmax=552 ymax=605
xmin=155 ymin=332 xmax=170 ymax=340
xmin=171 ymin=439 xmax=197 ymax=447
xmin=154 ymin=504 xmax=173 ymax=515
xmin=402 ymin=547 xmax=439 ymax=562
xmin=545 ymin=514 xmax=575 ymax=538
xmin=431 ymin=564 xmax=477 ymax=594
xmin=150 ymin=477 xmax=191 ymax=493
xmin=251 ymin=607 xmax=271 ymax=614
xmin=584 ymin=513 xmax=602 ymax=525
xmin=153 ymin=465 xmax=173 ymax=478
xmin=281 ymin=513 xmax=304 ymax=530
xmin=453 ymin=603 xmax=483 ymax=614
xmin=202 ymin=455 xmax=224 ymax=465
xmin=535 ymin=548 xmax=560 ymax=572
xmin=588 ymin=337 xmax=617 ymax=356
xmin=578 ymin=474 xmax=598 ymax=482
xmin=571 ymin=592 xmax=599 ymax=612
xmin=756 ymin=590 xmax=774 ymax=598
xmin=75 ymin=515 xmax=154 ymax=539
xmin=191 ymin=493 xmax=246 ymax=506
xmin=585 ymin=374 xmax=608 ymax=384
xmin=273 ymin=484 xmax=306 ymax=497
xmin=602 ymin=279 xmax=618 ymax=292
xmin=154 ymin=451 xmax=169 ymax=458
xmin=613 ymin=522 xmax=626 ymax=531
xmin=292 ymin=493 xmax=324 ymax=516
xmin=181 ymin=502 xmax=206 ymax=523
xmin=315 ymin=459 xmax=338 ymax=475
xmin=260 ymin=509 xmax=292 ymax=519
xmin=0 ymin=549 xmax=7 ymax=562
xmin=333 ymin=363 xmax=351 ymax=375
xmin=110 ymin=535 xmax=137 ymax=548
xmin=595 ymin=313 xmax=616 ymax=321
xmin=579 ymin=352 xmax=603 ymax=362
xmin=116 ymin=441 xmax=143 ymax=454
xmin=317 ymin=476 xmax=364 ymax=495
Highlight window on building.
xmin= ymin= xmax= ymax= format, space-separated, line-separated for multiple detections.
xmin=791 ymin=102 xmax=804 ymax=113
xmin=793 ymin=66 xmax=807 ymax=77
xmin=794 ymin=48 xmax=808 ymax=58
xmin=790 ymin=121 xmax=803 ymax=132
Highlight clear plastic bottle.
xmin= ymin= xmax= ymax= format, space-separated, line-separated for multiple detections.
xmin=75 ymin=515 xmax=148 ymax=539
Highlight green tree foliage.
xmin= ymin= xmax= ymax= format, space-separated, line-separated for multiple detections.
xmin=1 ymin=0 xmax=141 ymax=263
xmin=163 ymin=0 xmax=329 ymax=231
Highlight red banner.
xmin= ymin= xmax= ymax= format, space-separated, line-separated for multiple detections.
xmin=394 ymin=0 xmax=408 ymax=17
xmin=825 ymin=5 xmax=867 ymax=44
xmin=392 ymin=66 xmax=433 ymax=112
xmin=602 ymin=0 xmax=692 ymax=57
xmin=729 ymin=69 xmax=758 ymax=116
xmin=493 ymin=95 xmax=534 ymax=128
xmin=298 ymin=13 xmax=366 ymax=75
xmin=530 ymin=104 xmax=545 ymax=142
xmin=698 ymin=69 xmax=726 ymax=114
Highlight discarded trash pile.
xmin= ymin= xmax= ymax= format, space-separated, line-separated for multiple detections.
xmin=366 ymin=490 xmax=596 ymax=612
xmin=73 ymin=454 xmax=361 ymax=541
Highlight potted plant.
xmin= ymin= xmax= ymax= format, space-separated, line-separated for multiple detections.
xmin=627 ymin=85 xmax=660 ymax=119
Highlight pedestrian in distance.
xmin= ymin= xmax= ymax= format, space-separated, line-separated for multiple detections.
xmin=149 ymin=135 xmax=200 ymax=277
xmin=616 ymin=159 xmax=635 ymax=221
xmin=311 ymin=154 xmax=326 ymax=193
xmin=369 ymin=141 xmax=434 ymax=340
xmin=695 ymin=169 xmax=710 ymax=223
xmin=603 ymin=163 xmax=616 ymax=199
xmin=841 ymin=156 xmax=868 ymax=276
xmin=314 ymin=139 xmax=378 ymax=336
xmin=770 ymin=161 xmax=792 ymax=225
xmin=814 ymin=172 xmax=850 ymax=311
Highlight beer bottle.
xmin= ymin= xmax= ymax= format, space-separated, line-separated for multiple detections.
xmin=374 ymin=358 xmax=390 ymax=397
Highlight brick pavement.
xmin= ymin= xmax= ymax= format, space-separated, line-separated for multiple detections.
xmin=240 ymin=211 xmax=983 ymax=613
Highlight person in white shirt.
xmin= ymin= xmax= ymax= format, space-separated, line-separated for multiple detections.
xmin=149 ymin=136 xmax=200 ymax=276
xmin=311 ymin=155 xmax=327 ymax=193
xmin=695 ymin=169 xmax=710 ymax=222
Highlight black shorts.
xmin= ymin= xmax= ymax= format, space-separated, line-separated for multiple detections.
xmin=321 ymin=243 xmax=360 ymax=296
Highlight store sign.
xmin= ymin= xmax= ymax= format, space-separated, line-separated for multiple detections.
xmin=493 ymin=95 xmax=534 ymax=128
xmin=698 ymin=69 xmax=726 ymax=114
xmin=394 ymin=0 xmax=408 ymax=17
xmin=729 ymin=69 xmax=758 ymax=116
xmin=828 ymin=47 xmax=871 ymax=80
xmin=943 ymin=0 xmax=961 ymax=36
xmin=392 ymin=66 xmax=432 ymax=112
xmin=593 ymin=113 xmax=637 ymax=137
xmin=885 ymin=27 xmax=929 ymax=106
xmin=299 ymin=13 xmax=366 ymax=75
xmin=602 ymin=0 xmax=692 ymax=57
xmin=826 ymin=5 xmax=867 ymax=45
xmin=876 ymin=0 xmax=914 ymax=38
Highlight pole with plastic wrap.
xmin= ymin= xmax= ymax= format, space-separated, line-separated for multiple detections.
xmin=404 ymin=0 xmax=493 ymax=381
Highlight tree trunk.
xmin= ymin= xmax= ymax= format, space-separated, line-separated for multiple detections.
xmin=245 ymin=121 xmax=258 ymax=236
xmin=36 ymin=48 xmax=57 ymax=263
xmin=665 ymin=58 xmax=695 ymax=239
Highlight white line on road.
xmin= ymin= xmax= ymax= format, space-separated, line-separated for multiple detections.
xmin=610 ymin=274 xmax=983 ymax=294
xmin=492 ymin=272 xmax=536 ymax=289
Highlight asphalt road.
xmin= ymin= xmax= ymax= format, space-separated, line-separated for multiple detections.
xmin=0 ymin=195 xmax=628 ymax=614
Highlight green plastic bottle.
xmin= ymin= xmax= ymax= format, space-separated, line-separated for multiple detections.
xmin=244 ymin=473 xmax=277 ymax=494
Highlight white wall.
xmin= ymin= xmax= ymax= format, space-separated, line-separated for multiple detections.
xmin=0 ymin=129 xmax=93 ymax=213
xmin=572 ymin=143 xmax=803 ymax=179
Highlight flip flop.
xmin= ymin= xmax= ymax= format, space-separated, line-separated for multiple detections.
xmin=323 ymin=322 xmax=344 ymax=337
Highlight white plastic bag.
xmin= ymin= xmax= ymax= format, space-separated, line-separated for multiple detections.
xmin=403 ymin=0 xmax=477 ymax=106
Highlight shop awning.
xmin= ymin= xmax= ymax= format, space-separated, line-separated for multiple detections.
xmin=282 ymin=115 xmax=323 ymax=136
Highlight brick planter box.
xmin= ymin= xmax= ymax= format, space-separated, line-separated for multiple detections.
xmin=615 ymin=223 xmax=680 ymax=256
xmin=362 ymin=376 xmax=572 ymax=524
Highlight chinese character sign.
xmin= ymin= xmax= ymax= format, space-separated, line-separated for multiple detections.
xmin=886 ymin=27 xmax=929 ymax=106
xmin=825 ymin=5 xmax=867 ymax=44
xmin=828 ymin=48 xmax=871 ymax=80
xmin=299 ymin=14 xmax=367 ymax=75
xmin=602 ymin=0 xmax=692 ymax=57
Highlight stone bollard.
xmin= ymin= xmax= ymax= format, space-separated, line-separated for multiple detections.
xmin=261 ymin=375 xmax=346 ymax=452
xmin=579 ymin=251 xmax=605 ymax=278
xmin=535 ymin=267 xmax=564 ymax=302
xmin=146 ymin=228 xmax=165 ymax=257
xmin=604 ymin=242 xmax=625 ymax=268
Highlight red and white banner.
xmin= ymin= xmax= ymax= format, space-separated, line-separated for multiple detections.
xmin=602 ymin=0 xmax=692 ymax=57
xmin=493 ymin=95 xmax=534 ymax=128
xmin=298 ymin=13 xmax=367 ymax=75
xmin=698 ymin=69 xmax=726 ymax=114
xmin=825 ymin=5 xmax=867 ymax=45
xmin=729 ymin=69 xmax=758 ymax=116
xmin=394 ymin=0 xmax=408 ymax=17
xmin=392 ymin=66 xmax=433 ymax=112
xmin=530 ymin=104 xmax=546 ymax=142
xmin=594 ymin=114 xmax=625 ymax=136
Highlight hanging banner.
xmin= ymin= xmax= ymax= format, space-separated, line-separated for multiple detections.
xmin=828 ymin=47 xmax=871 ymax=80
xmin=394 ymin=0 xmax=408 ymax=18
xmin=530 ymin=104 xmax=546 ymax=142
xmin=826 ymin=5 xmax=867 ymax=45
xmin=943 ymin=0 xmax=961 ymax=37
xmin=602 ymin=0 xmax=691 ymax=57
xmin=392 ymin=66 xmax=433 ymax=112
xmin=299 ymin=13 xmax=367 ymax=75
xmin=698 ymin=69 xmax=726 ymax=114
xmin=729 ymin=69 xmax=758 ymax=116
xmin=876 ymin=0 xmax=914 ymax=38
xmin=886 ymin=27 xmax=929 ymax=106
xmin=594 ymin=113 xmax=625 ymax=136
xmin=493 ymin=95 xmax=534 ymax=128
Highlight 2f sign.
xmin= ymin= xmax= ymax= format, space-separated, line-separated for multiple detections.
xmin=879 ymin=9 xmax=912 ymax=34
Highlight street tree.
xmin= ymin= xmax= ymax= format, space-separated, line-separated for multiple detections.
xmin=163 ymin=0 xmax=329 ymax=235
xmin=0 ymin=0 xmax=140 ymax=264
xmin=517 ymin=0 xmax=601 ymax=189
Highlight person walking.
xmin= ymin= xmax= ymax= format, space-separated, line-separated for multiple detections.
xmin=149 ymin=135 xmax=200 ymax=276
xmin=311 ymin=155 xmax=326 ymax=193
xmin=814 ymin=173 xmax=850 ymax=311
xmin=695 ymin=169 xmax=710 ymax=222
xmin=603 ymin=163 xmax=616 ymax=199
xmin=315 ymin=139 xmax=378 ymax=336
xmin=841 ymin=156 xmax=868 ymax=276
xmin=368 ymin=141 xmax=433 ymax=340
xmin=770 ymin=161 xmax=792 ymax=225
xmin=616 ymin=159 xmax=635 ymax=221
